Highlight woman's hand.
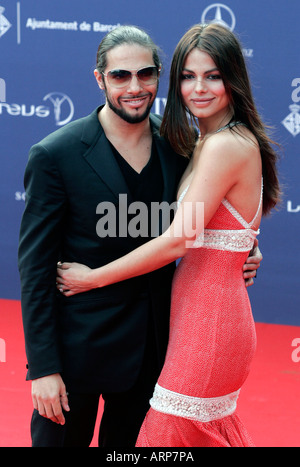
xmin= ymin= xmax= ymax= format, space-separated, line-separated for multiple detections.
xmin=56 ymin=262 xmax=95 ymax=296
xmin=243 ymin=239 xmax=263 ymax=287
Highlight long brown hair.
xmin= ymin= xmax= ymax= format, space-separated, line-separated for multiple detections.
xmin=160 ymin=23 xmax=281 ymax=215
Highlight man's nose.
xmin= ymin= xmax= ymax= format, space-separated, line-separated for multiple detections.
xmin=127 ymin=75 xmax=143 ymax=92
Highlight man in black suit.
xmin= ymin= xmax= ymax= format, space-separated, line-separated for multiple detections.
xmin=18 ymin=26 xmax=260 ymax=447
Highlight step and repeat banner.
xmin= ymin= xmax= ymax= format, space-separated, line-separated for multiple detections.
xmin=0 ymin=1 xmax=299 ymax=325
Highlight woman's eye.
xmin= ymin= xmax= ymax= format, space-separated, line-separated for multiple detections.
xmin=181 ymin=74 xmax=195 ymax=80
xmin=207 ymin=74 xmax=222 ymax=80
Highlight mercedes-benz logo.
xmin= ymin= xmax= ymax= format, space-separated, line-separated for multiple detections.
xmin=201 ymin=3 xmax=236 ymax=31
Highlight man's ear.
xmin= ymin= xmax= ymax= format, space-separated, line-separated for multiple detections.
xmin=94 ymin=69 xmax=105 ymax=90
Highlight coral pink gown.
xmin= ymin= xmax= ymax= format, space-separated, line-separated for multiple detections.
xmin=136 ymin=184 xmax=262 ymax=447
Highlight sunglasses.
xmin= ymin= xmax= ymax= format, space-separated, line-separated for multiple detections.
xmin=102 ymin=66 xmax=160 ymax=88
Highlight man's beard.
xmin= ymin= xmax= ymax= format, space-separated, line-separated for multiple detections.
xmin=104 ymin=83 xmax=157 ymax=124
xmin=106 ymin=95 xmax=154 ymax=124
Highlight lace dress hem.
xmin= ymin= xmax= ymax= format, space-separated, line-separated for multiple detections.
xmin=150 ymin=383 xmax=240 ymax=423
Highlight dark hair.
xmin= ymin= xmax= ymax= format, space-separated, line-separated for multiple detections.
xmin=160 ymin=23 xmax=281 ymax=215
xmin=95 ymin=25 xmax=162 ymax=73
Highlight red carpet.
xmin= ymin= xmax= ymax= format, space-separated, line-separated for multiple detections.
xmin=1 ymin=298 xmax=299 ymax=447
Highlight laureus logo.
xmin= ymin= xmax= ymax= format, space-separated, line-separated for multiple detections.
xmin=0 ymin=85 xmax=74 ymax=127
xmin=43 ymin=92 xmax=74 ymax=126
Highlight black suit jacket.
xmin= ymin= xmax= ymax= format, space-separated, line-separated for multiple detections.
xmin=18 ymin=107 xmax=188 ymax=393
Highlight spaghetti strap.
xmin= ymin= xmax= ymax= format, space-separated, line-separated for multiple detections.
xmin=222 ymin=176 xmax=263 ymax=229
xmin=248 ymin=177 xmax=263 ymax=228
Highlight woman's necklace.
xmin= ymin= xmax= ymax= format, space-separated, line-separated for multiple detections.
xmin=199 ymin=121 xmax=245 ymax=141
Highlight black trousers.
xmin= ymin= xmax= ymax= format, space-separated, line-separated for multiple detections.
xmin=31 ymin=323 xmax=160 ymax=447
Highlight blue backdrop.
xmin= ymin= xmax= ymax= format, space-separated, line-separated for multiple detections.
xmin=0 ymin=0 xmax=299 ymax=325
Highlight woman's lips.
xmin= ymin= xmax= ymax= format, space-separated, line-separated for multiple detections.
xmin=191 ymin=97 xmax=215 ymax=106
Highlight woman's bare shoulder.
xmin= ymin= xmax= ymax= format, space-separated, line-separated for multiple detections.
xmin=201 ymin=125 xmax=260 ymax=164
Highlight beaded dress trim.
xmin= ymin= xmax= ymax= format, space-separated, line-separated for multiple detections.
xmin=193 ymin=227 xmax=258 ymax=251
xmin=150 ymin=384 xmax=240 ymax=422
